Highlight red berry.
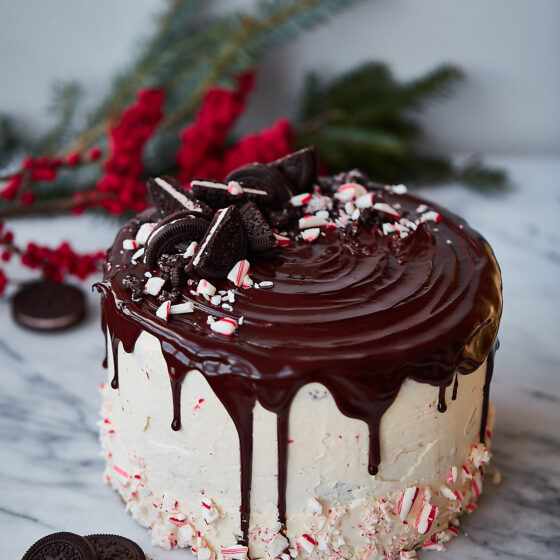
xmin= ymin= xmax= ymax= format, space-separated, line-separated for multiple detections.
xmin=1 ymin=251 xmax=10 ymax=262
xmin=21 ymin=191 xmax=36 ymax=206
xmin=66 ymin=151 xmax=81 ymax=165
xmin=22 ymin=157 xmax=36 ymax=169
xmin=88 ymin=146 xmax=103 ymax=160
xmin=4 ymin=231 xmax=14 ymax=244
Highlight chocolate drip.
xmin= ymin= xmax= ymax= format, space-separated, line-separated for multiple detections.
xmin=452 ymin=375 xmax=459 ymax=401
xmin=276 ymin=408 xmax=289 ymax=529
xmin=170 ymin=378 xmax=182 ymax=431
xmin=97 ymin=184 xmax=503 ymax=546
xmin=437 ymin=386 xmax=448 ymax=413
xmin=110 ymin=338 xmax=120 ymax=389
xmin=101 ymin=304 xmax=108 ymax=369
xmin=480 ymin=342 xmax=498 ymax=443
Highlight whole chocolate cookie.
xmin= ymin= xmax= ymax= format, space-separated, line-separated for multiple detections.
xmin=86 ymin=534 xmax=145 ymax=560
xmin=22 ymin=532 xmax=97 ymax=560
xmin=270 ymin=146 xmax=318 ymax=193
xmin=12 ymin=281 xmax=85 ymax=331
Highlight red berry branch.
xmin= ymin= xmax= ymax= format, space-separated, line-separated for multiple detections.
xmin=0 ymin=72 xmax=298 ymax=295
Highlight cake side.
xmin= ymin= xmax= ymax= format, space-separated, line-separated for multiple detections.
xmin=100 ymin=328 xmax=493 ymax=559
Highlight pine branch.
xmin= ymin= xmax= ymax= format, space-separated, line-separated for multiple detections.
xmin=38 ymin=81 xmax=83 ymax=155
xmin=455 ymin=158 xmax=508 ymax=191
xmin=0 ymin=115 xmax=23 ymax=168
xmin=160 ymin=0 xmax=367 ymax=132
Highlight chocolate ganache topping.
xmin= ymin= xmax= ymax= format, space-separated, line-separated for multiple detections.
xmin=96 ymin=146 xmax=502 ymax=545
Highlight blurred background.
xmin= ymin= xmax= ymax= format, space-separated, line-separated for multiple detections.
xmin=1 ymin=0 xmax=559 ymax=155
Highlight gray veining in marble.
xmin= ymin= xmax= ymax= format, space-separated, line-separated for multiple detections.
xmin=1 ymin=157 xmax=559 ymax=559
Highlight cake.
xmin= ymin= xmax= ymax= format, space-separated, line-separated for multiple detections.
xmin=96 ymin=147 xmax=502 ymax=560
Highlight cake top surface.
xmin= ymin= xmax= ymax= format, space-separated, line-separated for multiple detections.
xmin=102 ymin=147 xmax=501 ymax=388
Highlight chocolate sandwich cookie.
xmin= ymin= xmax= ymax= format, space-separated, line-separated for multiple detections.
xmin=189 ymin=205 xmax=248 ymax=279
xmin=144 ymin=211 xmax=210 ymax=269
xmin=122 ymin=273 xmax=145 ymax=300
xmin=271 ymin=146 xmax=318 ymax=194
xmin=86 ymin=534 xmax=145 ymax=560
xmin=191 ymin=178 xmax=244 ymax=209
xmin=22 ymin=532 xmax=97 ymax=560
xmin=226 ymin=163 xmax=294 ymax=207
xmin=147 ymin=176 xmax=212 ymax=218
xmin=239 ymin=201 xmax=278 ymax=254
xmin=12 ymin=281 xmax=85 ymax=331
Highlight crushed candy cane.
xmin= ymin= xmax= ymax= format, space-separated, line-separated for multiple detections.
xmin=299 ymin=214 xmax=328 ymax=230
xmin=274 ymin=233 xmax=290 ymax=247
xmin=268 ymin=534 xmax=289 ymax=558
xmin=301 ymin=228 xmax=320 ymax=242
xmin=197 ymin=279 xmax=217 ymax=298
xmin=168 ymin=302 xmax=194 ymax=315
xmin=290 ymin=193 xmax=313 ymax=207
xmin=390 ymin=184 xmax=408 ymax=194
xmin=227 ymin=260 xmax=251 ymax=287
xmin=335 ymin=183 xmax=367 ymax=202
xmin=183 ymin=241 xmax=198 ymax=258
xmin=355 ymin=193 xmax=374 ymax=209
xmin=397 ymin=487 xmax=419 ymax=522
xmin=135 ymin=222 xmax=156 ymax=245
xmin=306 ymin=497 xmax=323 ymax=515
xmin=420 ymin=210 xmax=442 ymax=223
xmin=210 ymin=318 xmax=238 ymax=337
xmin=144 ymin=276 xmax=166 ymax=296
xmin=122 ymin=239 xmax=139 ymax=250
xmin=131 ymin=247 xmax=145 ymax=263
xmin=372 ymin=202 xmax=400 ymax=219
xmin=156 ymin=300 xmax=171 ymax=321
xmin=448 ymin=465 xmax=458 ymax=484
xmin=414 ymin=503 xmax=438 ymax=534
xmin=220 ymin=546 xmax=248 ymax=560
xmin=227 ymin=181 xmax=244 ymax=196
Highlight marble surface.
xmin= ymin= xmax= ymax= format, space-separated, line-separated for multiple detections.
xmin=1 ymin=156 xmax=559 ymax=559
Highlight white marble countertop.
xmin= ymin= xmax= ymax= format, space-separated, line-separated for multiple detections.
xmin=1 ymin=157 xmax=559 ymax=559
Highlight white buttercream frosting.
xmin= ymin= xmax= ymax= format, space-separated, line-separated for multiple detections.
xmin=100 ymin=330 xmax=493 ymax=559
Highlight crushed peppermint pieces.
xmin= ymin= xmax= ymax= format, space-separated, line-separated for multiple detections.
xmin=301 ymin=227 xmax=320 ymax=242
xmin=268 ymin=533 xmax=289 ymax=558
xmin=397 ymin=487 xmax=419 ymax=522
xmin=183 ymin=241 xmax=198 ymax=258
xmin=274 ymin=233 xmax=290 ymax=246
xmin=227 ymin=260 xmax=251 ymax=287
xmin=290 ymin=192 xmax=313 ymax=207
xmin=156 ymin=300 xmax=171 ymax=321
xmin=414 ymin=502 xmax=438 ymax=534
xmin=169 ymin=301 xmax=194 ymax=315
xmin=389 ymin=184 xmax=407 ymax=194
xmin=135 ymin=222 xmax=156 ymax=245
xmin=122 ymin=239 xmax=139 ymax=251
xmin=220 ymin=545 xmax=248 ymax=560
xmin=210 ymin=317 xmax=238 ymax=337
xmin=299 ymin=214 xmax=328 ymax=230
xmin=197 ymin=279 xmax=217 ymax=299
xmin=144 ymin=276 xmax=166 ymax=296
xmin=420 ymin=210 xmax=442 ymax=223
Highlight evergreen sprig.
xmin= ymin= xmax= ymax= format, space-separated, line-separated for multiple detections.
xmin=296 ymin=61 xmax=506 ymax=189
xmin=0 ymin=0 xmax=507 ymax=216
